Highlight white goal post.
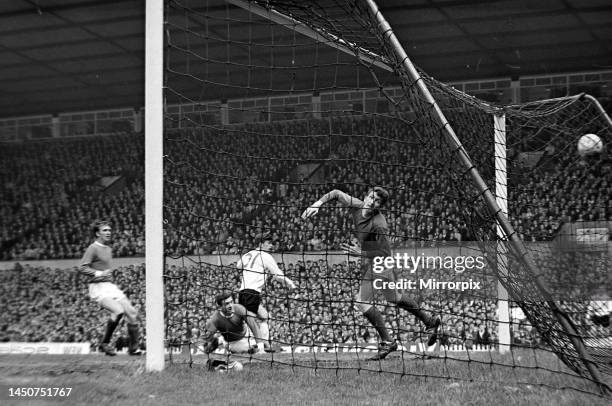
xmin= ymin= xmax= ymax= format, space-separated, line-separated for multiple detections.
xmin=145 ymin=0 xmax=165 ymax=372
xmin=494 ymin=114 xmax=511 ymax=353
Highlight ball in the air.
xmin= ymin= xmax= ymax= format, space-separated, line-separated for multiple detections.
xmin=577 ymin=133 xmax=603 ymax=156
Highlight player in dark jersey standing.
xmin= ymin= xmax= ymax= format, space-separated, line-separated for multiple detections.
xmin=203 ymin=292 xmax=262 ymax=354
xmin=302 ymin=188 xmax=440 ymax=360
xmin=79 ymin=220 xmax=142 ymax=356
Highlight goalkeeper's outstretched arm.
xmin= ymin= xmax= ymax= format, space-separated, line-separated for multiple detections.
xmin=301 ymin=189 xmax=363 ymax=219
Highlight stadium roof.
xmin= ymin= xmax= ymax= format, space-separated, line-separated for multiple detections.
xmin=0 ymin=0 xmax=610 ymax=118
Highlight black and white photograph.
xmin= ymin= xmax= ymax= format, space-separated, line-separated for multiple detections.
xmin=0 ymin=1 xmax=611 ymax=404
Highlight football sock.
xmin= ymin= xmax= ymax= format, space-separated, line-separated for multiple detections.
xmin=363 ymin=307 xmax=392 ymax=342
xmin=127 ymin=323 xmax=140 ymax=351
xmin=260 ymin=321 xmax=270 ymax=343
xmin=102 ymin=314 xmax=123 ymax=344
xmin=397 ymin=295 xmax=433 ymax=326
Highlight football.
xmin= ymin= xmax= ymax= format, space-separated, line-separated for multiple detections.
xmin=207 ymin=359 xmax=244 ymax=372
xmin=577 ymin=133 xmax=603 ymax=156
xmin=230 ymin=361 xmax=244 ymax=371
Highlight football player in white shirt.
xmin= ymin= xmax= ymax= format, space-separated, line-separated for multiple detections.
xmin=237 ymin=233 xmax=297 ymax=353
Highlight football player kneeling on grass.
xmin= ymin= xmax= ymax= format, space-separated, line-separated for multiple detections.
xmin=203 ymin=292 xmax=262 ymax=355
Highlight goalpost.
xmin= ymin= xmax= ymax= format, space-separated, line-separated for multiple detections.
xmin=362 ymin=1 xmax=605 ymax=388
xmin=494 ymin=113 xmax=511 ymax=354
xmin=145 ymin=0 xmax=165 ymax=372
xmin=152 ymin=0 xmax=611 ymax=393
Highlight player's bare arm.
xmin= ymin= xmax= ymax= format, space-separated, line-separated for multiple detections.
xmin=273 ymin=275 xmax=297 ymax=289
xmin=265 ymin=257 xmax=297 ymax=289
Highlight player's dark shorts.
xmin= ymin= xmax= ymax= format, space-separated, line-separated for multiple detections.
xmin=238 ymin=289 xmax=261 ymax=314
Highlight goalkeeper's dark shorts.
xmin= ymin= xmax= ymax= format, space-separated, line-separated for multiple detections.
xmin=238 ymin=289 xmax=261 ymax=314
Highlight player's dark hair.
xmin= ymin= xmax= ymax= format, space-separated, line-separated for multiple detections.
xmin=368 ymin=186 xmax=390 ymax=206
xmin=254 ymin=231 xmax=272 ymax=246
xmin=91 ymin=219 xmax=111 ymax=237
xmin=215 ymin=291 xmax=233 ymax=306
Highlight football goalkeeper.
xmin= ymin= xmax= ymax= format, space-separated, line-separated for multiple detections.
xmin=302 ymin=187 xmax=440 ymax=360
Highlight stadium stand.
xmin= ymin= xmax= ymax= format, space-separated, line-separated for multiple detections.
xmin=2 ymin=114 xmax=610 ymax=260
xmin=0 ymin=111 xmax=610 ymax=350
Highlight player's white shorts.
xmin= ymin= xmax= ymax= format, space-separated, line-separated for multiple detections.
xmin=88 ymin=282 xmax=126 ymax=303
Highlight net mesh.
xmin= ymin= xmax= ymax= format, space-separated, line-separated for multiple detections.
xmin=163 ymin=0 xmax=611 ymax=394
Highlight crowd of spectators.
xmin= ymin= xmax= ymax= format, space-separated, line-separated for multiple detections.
xmin=163 ymin=114 xmax=610 ymax=255
xmin=1 ymin=113 xmax=609 ymax=351
xmin=10 ymin=251 xmax=609 ymax=351
xmin=2 ymin=251 xmax=608 ymax=350
xmin=1 ymin=114 xmax=609 ymax=260
xmin=0 ymin=263 xmax=145 ymax=349
xmin=0 ymin=254 xmax=610 ymax=348
xmin=0 ymin=134 xmax=144 ymax=260
xmin=5 ymin=252 xmax=607 ymax=349
xmin=0 ymin=260 xmax=511 ymax=350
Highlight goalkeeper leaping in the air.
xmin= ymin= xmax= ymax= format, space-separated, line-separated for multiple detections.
xmin=302 ymin=187 xmax=440 ymax=360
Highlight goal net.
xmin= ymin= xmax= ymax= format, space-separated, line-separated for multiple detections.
xmin=162 ymin=0 xmax=611 ymax=393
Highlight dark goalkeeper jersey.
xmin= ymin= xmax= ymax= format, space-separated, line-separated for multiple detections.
xmin=79 ymin=241 xmax=113 ymax=283
xmin=318 ymin=189 xmax=391 ymax=258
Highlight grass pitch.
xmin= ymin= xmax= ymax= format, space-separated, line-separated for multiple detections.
xmin=0 ymin=350 xmax=610 ymax=405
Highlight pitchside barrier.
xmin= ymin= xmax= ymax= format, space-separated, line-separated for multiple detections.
xmin=0 ymin=342 xmax=90 ymax=355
